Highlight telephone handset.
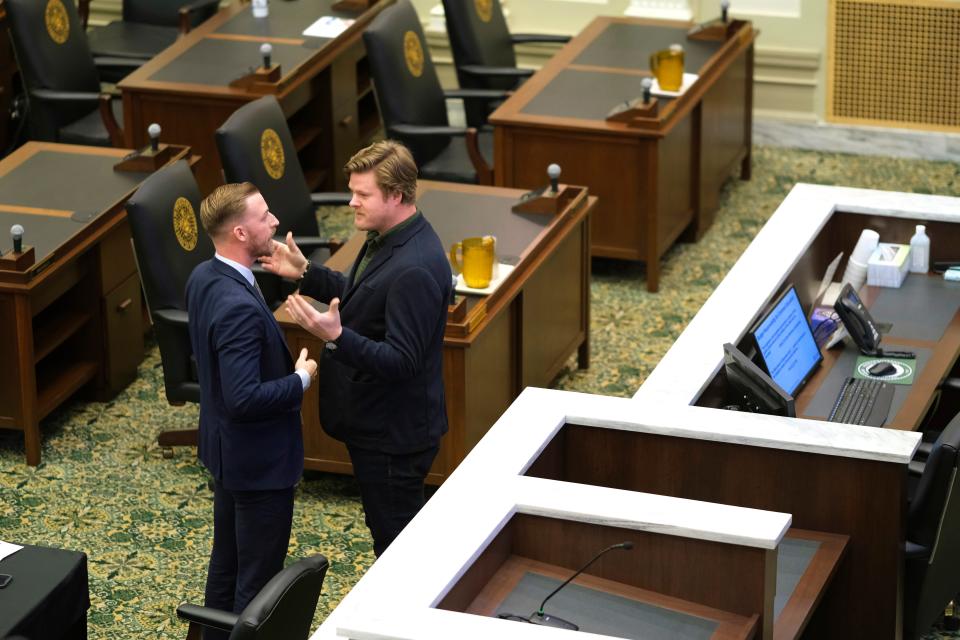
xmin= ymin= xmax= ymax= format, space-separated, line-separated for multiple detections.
xmin=834 ymin=283 xmax=915 ymax=359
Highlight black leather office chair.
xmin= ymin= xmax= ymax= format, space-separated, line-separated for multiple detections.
xmin=78 ymin=0 xmax=219 ymax=71
xmin=4 ymin=0 xmax=135 ymax=146
xmin=125 ymin=160 xmax=212 ymax=456
xmin=364 ymin=0 xmax=505 ymax=184
xmin=177 ymin=555 xmax=330 ymax=640
xmin=441 ymin=0 xmax=569 ymax=128
xmin=903 ymin=412 xmax=960 ymax=638
xmin=215 ymin=95 xmax=347 ymax=307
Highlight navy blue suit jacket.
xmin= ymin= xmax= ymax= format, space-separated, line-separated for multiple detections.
xmin=186 ymin=258 xmax=304 ymax=490
xmin=300 ymin=212 xmax=451 ymax=454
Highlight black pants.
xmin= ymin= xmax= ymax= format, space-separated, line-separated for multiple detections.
xmin=203 ymin=481 xmax=295 ymax=640
xmin=347 ymin=445 xmax=439 ymax=557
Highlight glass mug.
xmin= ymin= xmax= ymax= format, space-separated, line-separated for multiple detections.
xmin=649 ymin=44 xmax=684 ymax=92
xmin=450 ymin=236 xmax=496 ymax=289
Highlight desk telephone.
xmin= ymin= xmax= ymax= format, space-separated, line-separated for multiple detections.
xmin=834 ymin=283 xmax=915 ymax=359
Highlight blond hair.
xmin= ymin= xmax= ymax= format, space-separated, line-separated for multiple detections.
xmin=344 ymin=140 xmax=417 ymax=204
xmin=200 ymin=182 xmax=258 ymax=238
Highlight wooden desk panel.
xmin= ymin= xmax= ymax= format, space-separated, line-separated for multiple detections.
xmin=492 ymin=17 xmax=756 ymax=292
xmin=119 ymin=0 xmax=388 ymax=193
xmin=0 ymin=143 xmax=188 ymax=465
xmin=277 ymin=181 xmax=594 ymax=483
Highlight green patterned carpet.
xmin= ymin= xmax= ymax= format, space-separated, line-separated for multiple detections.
xmin=2 ymin=146 xmax=959 ymax=638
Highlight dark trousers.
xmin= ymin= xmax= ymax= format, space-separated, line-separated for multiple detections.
xmin=203 ymin=481 xmax=295 ymax=640
xmin=347 ymin=444 xmax=439 ymax=557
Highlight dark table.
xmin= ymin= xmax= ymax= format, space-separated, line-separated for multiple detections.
xmin=0 ymin=544 xmax=89 ymax=639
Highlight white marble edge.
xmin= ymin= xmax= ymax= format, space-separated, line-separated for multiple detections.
xmin=513 ymin=475 xmax=791 ymax=549
xmin=636 ymin=183 xmax=960 ymax=408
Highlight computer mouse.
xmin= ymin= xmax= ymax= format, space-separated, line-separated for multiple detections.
xmin=869 ymin=361 xmax=896 ymax=377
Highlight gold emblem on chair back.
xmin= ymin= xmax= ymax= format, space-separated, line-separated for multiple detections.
xmin=403 ymin=31 xmax=424 ymax=78
xmin=260 ymin=128 xmax=285 ymax=180
xmin=172 ymin=197 xmax=199 ymax=251
xmin=474 ymin=0 xmax=492 ymax=22
xmin=44 ymin=0 xmax=70 ymax=44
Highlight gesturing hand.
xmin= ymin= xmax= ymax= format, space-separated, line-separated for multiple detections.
xmin=286 ymin=294 xmax=343 ymax=343
xmin=260 ymin=231 xmax=308 ymax=280
xmin=294 ymin=347 xmax=317 ymax=379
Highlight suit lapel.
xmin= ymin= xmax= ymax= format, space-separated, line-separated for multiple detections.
xmin=211 ymin=259 xmax=290 ymax=358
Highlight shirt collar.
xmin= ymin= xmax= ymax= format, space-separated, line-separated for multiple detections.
xmin=215 ymin=253 xmax=256 ymax=287
xmin=366 ymin=210 xmax=421 ymax=247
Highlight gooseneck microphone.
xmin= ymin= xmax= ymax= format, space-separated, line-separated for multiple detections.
xmin=147 ymin=123 xmax=161 ymax=152
xmin=641 ymin=77 xmax=653 ymax=104
xmin=721 ymin=0 xmax=730 ymax=22
xmin=261 ymin=43 xmax=273 ymax=69
xmin=497 ymin=541 xmax=634 ymax=631
xmin=11 ymin=224 xmax=23 ymax=254
xmin=547 ymin=163 xmax=561 ymax=194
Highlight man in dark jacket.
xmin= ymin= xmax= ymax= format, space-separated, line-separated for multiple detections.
xmin=187 ymin=182 xmax=317 ymax=637
xmin=261 ymin=140 xmax=451 ymax=557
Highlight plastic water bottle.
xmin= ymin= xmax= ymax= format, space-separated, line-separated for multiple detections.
xmin=909 ymin=224 xmax=930 ymax=273
xmin=252 ymin=0 xmax=268 ymax=18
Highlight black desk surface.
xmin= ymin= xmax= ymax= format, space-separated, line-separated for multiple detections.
xmin=148 ymin=38 xmax=317 ymax=86
xmin=573 ymin=22 xmax=721 ymax=71
xmin=521 ymin=69 xmax=677 ymax=120
xmin=0 ymin=148 xmax=149 ymax=265
xmin=0 ymin=544 xmax=89 ymax=639
xmin=215 ymin=0 xmax=354 ymax=39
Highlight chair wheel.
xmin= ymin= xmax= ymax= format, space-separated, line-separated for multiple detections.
xmin=162 ymin=447 xmax=174 ymax=459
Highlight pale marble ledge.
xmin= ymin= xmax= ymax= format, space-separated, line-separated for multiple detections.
xmin=637 ymin=183 xmax=960 ymax=419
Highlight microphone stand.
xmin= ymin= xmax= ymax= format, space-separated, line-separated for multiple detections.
xmin=497 ymin=541 xmax=634 ymax=631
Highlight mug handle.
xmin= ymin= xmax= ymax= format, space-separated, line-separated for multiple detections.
xmin=449 ymin=242 xmax=463 ymax=274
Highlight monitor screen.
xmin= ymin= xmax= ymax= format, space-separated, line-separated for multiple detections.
xmin=751 ymin=286 xmax=823 ymax=396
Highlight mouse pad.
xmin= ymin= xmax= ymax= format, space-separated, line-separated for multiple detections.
xmin=852 ymin=355 xmax=916 ymax=385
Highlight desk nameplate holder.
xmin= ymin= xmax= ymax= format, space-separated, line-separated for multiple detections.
xmin=229 ymin=65 xmax=282 ymax=95
xmin=606 ymin=97 xmax=659 ymax=127
xmin=0 ymin=246 xmax=35 ymax=271
xmin=331 ymin=0 xmax=373 ymax=11
xmin=512 ymin=184 xmax=582 ymax=216
xmin=687 ymin=18 xmax=745 ymax=42
xmin=113 ymin=143 xmax=178 ymax=173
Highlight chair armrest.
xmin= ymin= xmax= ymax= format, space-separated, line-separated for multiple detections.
xmin=458 ymin=65 xmax=535 ymax=80
xmin=178 ymin=0 xmax=220 ymax=34
xmin=310 ymin=192 xmax=352 ymax=206
xmin=153 ymin=309 xmax=189 ymax=327
xmin=93 ymin=56 xmax=145 ymax=71
xmin=510 ymin=33 xmax=571 ymax=45
xmin=279 ymin=235 xmax=343 ymax=255
xmin=939 ymin=377 xmax=960 ymax=392
xmin=176 ymin=603 xmax=239 ymax=632
xmin=389 ymin=123 xmax=472 ymax=138
xmin=443 ymin=88 xmax=512 ymax=103
xmin=78 ymin=0 xmax=91 ymax=29
xmin=29 ymin=88 xmax=102 ymax=104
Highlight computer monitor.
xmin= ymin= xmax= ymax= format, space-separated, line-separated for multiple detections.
xmin=722 ymin=343 xmax=796 ymax=417
xmin=750 ymin=286 xmax=823 ymax=397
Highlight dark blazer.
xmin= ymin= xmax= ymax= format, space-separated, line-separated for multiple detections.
xmin=186 ymin=258 xmax=304 ymax=490
xmin=300 ymin=212 xmax=451 ymax=454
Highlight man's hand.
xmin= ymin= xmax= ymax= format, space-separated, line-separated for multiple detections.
xmin=260 ymin=231 xmax=308 ymax=280
xmin=294 ymin=347 xmax=318 ymax=379
xmin=286 ymin=294 xmax=343 ymax=343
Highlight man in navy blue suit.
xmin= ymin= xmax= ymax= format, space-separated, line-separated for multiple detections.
xmin=186 ymin=182 xmax=317 ymax=637
xmin=261 ymin=140 xmax=451 ymax=557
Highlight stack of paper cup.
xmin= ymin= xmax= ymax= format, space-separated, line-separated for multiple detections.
xmin=841 ymin=229 xmax=879 ymax=291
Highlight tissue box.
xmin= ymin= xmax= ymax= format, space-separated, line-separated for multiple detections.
xmin=867 ymin=243 xmax=910 ymax=288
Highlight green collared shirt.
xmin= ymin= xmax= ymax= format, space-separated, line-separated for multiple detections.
xmin=352 ymin=211 xmax=422 ymax=285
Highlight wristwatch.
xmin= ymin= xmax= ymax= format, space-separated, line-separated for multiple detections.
xmin=324 ymin=335 xmax=339 ymax=351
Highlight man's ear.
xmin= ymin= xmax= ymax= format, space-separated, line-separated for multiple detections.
xmin=232 ymin=224 xmax=247 ymax=243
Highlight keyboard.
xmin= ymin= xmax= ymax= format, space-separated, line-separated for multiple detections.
xmin=827 ymin=377 xmax=895 ymax=427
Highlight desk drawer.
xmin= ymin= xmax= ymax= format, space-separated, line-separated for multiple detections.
xmin=102 ymin=273 xmax=143 ymax=393
xmin=99 ymin=218 xmax=137 ymax=295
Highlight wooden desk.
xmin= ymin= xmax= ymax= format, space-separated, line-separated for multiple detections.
xmin=276 ymin=180 xmax=594 ymax=483
xmin=119 ymin=0 xmax=389 ymax=193
xmin=491 ymin=17 xmax=756 ymax=292
xmin=0 ymin=142 xmax=188 ymax=465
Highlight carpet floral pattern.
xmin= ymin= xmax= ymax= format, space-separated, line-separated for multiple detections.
xmin=1 ymin=146 xmax=959 ymax=639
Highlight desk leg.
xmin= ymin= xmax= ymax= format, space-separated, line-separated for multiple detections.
xmin=578 ymin=217 xmax=591 ymax=369
xmin=12 ymin=295 xmax=42 ymax=465
xmin=740 ymin=43 xmax=754 ymax=182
